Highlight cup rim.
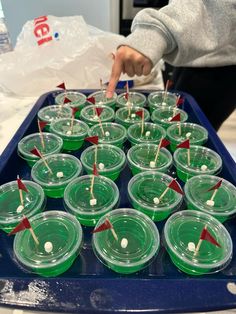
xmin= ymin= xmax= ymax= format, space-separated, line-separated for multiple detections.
xmin=55 ymin=91 xmax=86 ymax=106
xmin=50 ymin=118 xmax=89 ymax=139
xmin=80 ymin=104 xmax=115 ymax=123
xmin=37 ymin=105 xmax=72 ymax=122
xmin=127 ymin=122 xmax=166 ymax=144
xmin=87 ymin=90 xmax=117 ymax=104
xmin=116 ymin=92 xmax=146 ymax=107
xmin=88 ymin=122 xmax=127 ymax=145
xmin=151 ymin=107 xmax=188 ymax=124
xmin=167 ymin=122 xmax=208 ymax=144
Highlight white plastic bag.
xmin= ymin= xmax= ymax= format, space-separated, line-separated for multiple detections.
xmin=0 ymin=15 xmax=124 ymax=96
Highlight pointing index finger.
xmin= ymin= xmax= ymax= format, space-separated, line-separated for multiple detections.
xmin=106 ymin=57 xmax=123 ymax=98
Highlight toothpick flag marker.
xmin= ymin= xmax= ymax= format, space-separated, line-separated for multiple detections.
xmin=8 ymin=216 xmax=39 ymax=245
xmin=69 ymin=107 xmax=80 ymax=133
xmin=92 ymin=218 xmax=118 ymax=241
xmin=206 ymin=179 xmax=223 ymax=204
xmin=95 ymin=107 xmax=105 ymax=136
xmin=177 ymin=139 xmax=190 ymax=166
xmin=154 ymin=138 xmax=170 ymax=164
xmin=87 ymin=97 xmax=96 ymax=104
xmin=56 ymin=82 xmax=66 ymax=90
xmin=63 ymin=97 xmax=71 ymax=105
xmin=135 ymin=109 xmax=144 ymax=135
xmin=90 ymin=163 xmax=99 ymax=200
xmin=17 ymin=176 xmax=28 ymax=207
xmin=159 ymin=179 xmax=184 ymax=201
xmin=30 ymin=146 xmax=53 ymax=174
xmin=37 ymin=120 xmax=48 ymax=150
xmin=162 ymin=79 xmax=173 ymax=106
xmin=85 ymin=136 xmax=99 ymax=164
xmin=170 ymin=113 xmax=181 ymax=122
xmin=194 ymin=226 xmax=221 ymax=256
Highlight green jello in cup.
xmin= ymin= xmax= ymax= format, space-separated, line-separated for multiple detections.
xmin=116 ymin=92 xmax=146 ymax=108
xmin=163 ymin=210 xmax=233 ymax=275
xmin=92 ymin=208 xmax=160 ymax=274
xmin=18 ymin=133 xmax=63 ymax=167
xmin=55 ymin=91 xmax=86 ymax=118
xmin=167 ymin=122 xmax=208 ymax=152
xmin=88 ymin=122 xmax=127 ymax=149
xmin=173 ymin=145 xmax=222 ymax=183
xmin=31 ymin=154 xmax=82 ymax=198
xmin=127 ymin=143 xmax=173 ymax=175
xmin=184 ymin=175 xmax=236 ymax=223
xmin=64 ymin=175 xmax=120 ymax=226
xmin=148 ymin=91 xmax=177 ymax=113
xmin=151 ymin=107 xmax=188 ymax=129
xmin=0 ymin=180 xmax=46 ymax=232
xmin=115 ymin=106 xmax=150 ymax=129
xmin=128 ymin=171 xmax=183 ymax=221
xmin=87 ymin=90 xmax=117 ymax=110
xmin=37 ymin=105 xmax=72 ymax=131
xmin=80 ymin=144 xmax=126 ymax=181
xmin=49 ymin=118 xmax=89 ymax=151
xmin=127 ymin=122 xmax=166 ymax=146
xmin=80 ymin=104 xmax=115 ymax=127
xmin=13 ymin=211 xmax=83 ymax=277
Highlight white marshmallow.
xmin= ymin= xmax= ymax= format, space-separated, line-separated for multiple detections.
xmin=153 ymin=197 xmax=160 ymax=205
xmin=66 ymin=122 xmax=70 ymax=126
xmin=105 ymin=131 xmax=110 ymax=137
xmin=168 ymin=117 xmax=172 ymax=121
xmin=201 ymin=165 xmax=208 ymax=171
xmin=188 ymin=242 xmax=196 ymax=252
xmin=131 ymin=113 xmax=136 ymax=118
xmin=16 ymin=205 xmax=24 ymax=213
xmin=45 ymin=115 xmax=50 ymax=119
xmin=90 ymin=198 xmax=97 ymax=206
xmin=206 ymin=200 xmax=215 ymax=207
xmin=161 ymin=102 xmax=167 ymax=106
xmin=44 ymin=241 xmax=53 ymax=253
xmin=56 ymin=171 xmax=64 ymax=178
xmin=93 ymin=115 xmax=99 ymax=120
xmin=145 ymin=131 xmax=151 ymax=137
xmin=98 ymin=163 xmax=105 ymax=170
xmin=121 ymin=238 xmax=128 ymax=249
xmin=66 ymin=130 xmax=72 ymax=135
xmin=149 ymin=161 xmax=156 ymax=168
xmin=186 ymin=132 xmax=192 ymax=138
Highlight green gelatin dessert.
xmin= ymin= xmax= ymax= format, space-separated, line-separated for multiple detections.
xmin=148 ymin=91 xmax=177 ymax=113
xmin=0 ymin=180 xmax=46 ymax=232
xmin=92 ymin=208 xmax=160 ymax=274
xmin=87 ymin=90 xmax=117 ymax=110
xmin=49 ymin=118 xmax=89 ymax=151
xmin=64 ymin=175 xmax=120 ymax=226
xmin=116 ymin=92 xmax=146 ymax=108
xmin=115 ymin=106 xmax=150 ymax=129
xmin=164 ymin=210 xmax=232 ymax=275
xmin=184 ymin=175 xmax=236 ymax=223
xmin=127 ymin=122 xmax=166 ymax=146
xmin=31 ymin=154 xmax=82 ymax=198
xmin=167 ymin=122 xmax=208 ymax=152
xmin=18 ymin=133 xmax=63 ymax=167
xmin=55 ymin=91 xmax=87 ymax=118
xmin=88 ymin=122 xmax=127 ymax=148
xmin=13 ymin=211 xmax=83 ymax=277
xmin=80 ymin=144 xmax=126 ymax=181
xmin=80 ymin=104 xmax=115 ymax=127
xmin=173 ymin=145 xmax=222 ymax=183
xmin=151 ymin=107 xmax=188 ymax=129
xmin=127 ymin=143 xmax=173 ymax=175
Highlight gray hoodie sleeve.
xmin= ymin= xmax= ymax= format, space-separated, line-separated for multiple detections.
xmin=123 ymin=0 xmax=236 ymax=67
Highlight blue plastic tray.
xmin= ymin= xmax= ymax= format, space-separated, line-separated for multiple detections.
xmin=0 ymin=90 xmax=236 ymax=314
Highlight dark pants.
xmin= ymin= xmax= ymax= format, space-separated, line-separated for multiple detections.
xmin=172 ymin=66 xmax=236 ymax=131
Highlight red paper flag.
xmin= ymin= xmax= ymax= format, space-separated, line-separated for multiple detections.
xmin=56 ymin=82 xmax=66 ymax=90
xmin=177 ymin=97 xmax=184 ymax=106
xmin=168 ymin=179 xmax=184 ymax=195
xmin=38 ymin=120 xmax=48 ymax=131
xmin=170 ymin=113 xmax=181 ymax=122
xmin=72 ymin=107 xmax=80 ymax=116
xmin=30 ymin=147 xmax=41 ymax=158
xmin=87 ymin=97 xmax=96 ymax=104
xmin=17 ymin=177 xmax=28 ymax=193
xmin=177 ymin=139 xmax=190 ymax=149
xmin=160 ymin=138 xmax=170 ymax=149
xmin=135 ymin=110 xmax=144 ymax=118
xmin=92 ymin=218 xmax=113 ymax=234
xmin=200 ymin=227 xmax=221 ymax=247
xmin=63 ymin=97 xmax=71 ymax=104
xmin=8 ymin=217 xmax=31 ymax=236
xmin=85 ymin=136 xmax=99 ymax=145
xmin=95 ymin=107 xmax=103 ymax=117
xmin=93 ymin=163 xmax=99 ymax=176
xmin=207 ymin=180 xmax=223 ymax=192
xmin=125 ymin=93 xmax=129 ymax=100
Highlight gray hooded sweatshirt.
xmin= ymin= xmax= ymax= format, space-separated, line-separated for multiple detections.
xmin=123 ymin=0 xmax=236 ymax=67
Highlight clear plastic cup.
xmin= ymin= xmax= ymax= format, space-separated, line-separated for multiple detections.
xmin=13 ymin=211 xmax=83 ymax=277
xmin=80 ymin=104 xmax=115 ymax=127
xmin=87 ymin=90 xmax=117 ymax=110
xmin=49 ymin=118 xmax=89 ymax=151
xmin=64 ymin=175 xmax=120 ymax=226
xmin=167 ymin=122 xmax=208 ymax=152
xmin=0 ymin=180 xmax=46 ymax=232
xmin=115 ymin=106 xmax=150 ymax=129
xmin=80 ymin=144 xmax=126 ymax=181
xmin=88 ymin=122 xmax=127 ymax=148
xmin=127 ymin=122 xmax=166 ymax=146
xmin=116 ymin=92 xmax=146 ymax=108
xmin=128 ymin=171 xmax=183 ymax=221
xmin=184 ymin=175 xmax=236 ymax=223
xmin=92 ymin=208 xmax=160 ymax=274
xmin=17 ymin=133 xmax=63 ymax=167
xmin=31 ymin=154 xmax=82 ymax=198
xmin=163 ymin=210 xmax=233 ymax=275
xmin=127 ymin=143 xmax=173 ymax=175
xmin=173 ymin=145 xmax=222 ymax=183
xmin=37 ymin=105 xmax=72 ymax=131
xmin=151 ymin=107 xmax=188 ymax=129
xmin=55 ymin=91 xmax=87 ymax=118
xmin=148 ymin=91 xmax=178 ymax=113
